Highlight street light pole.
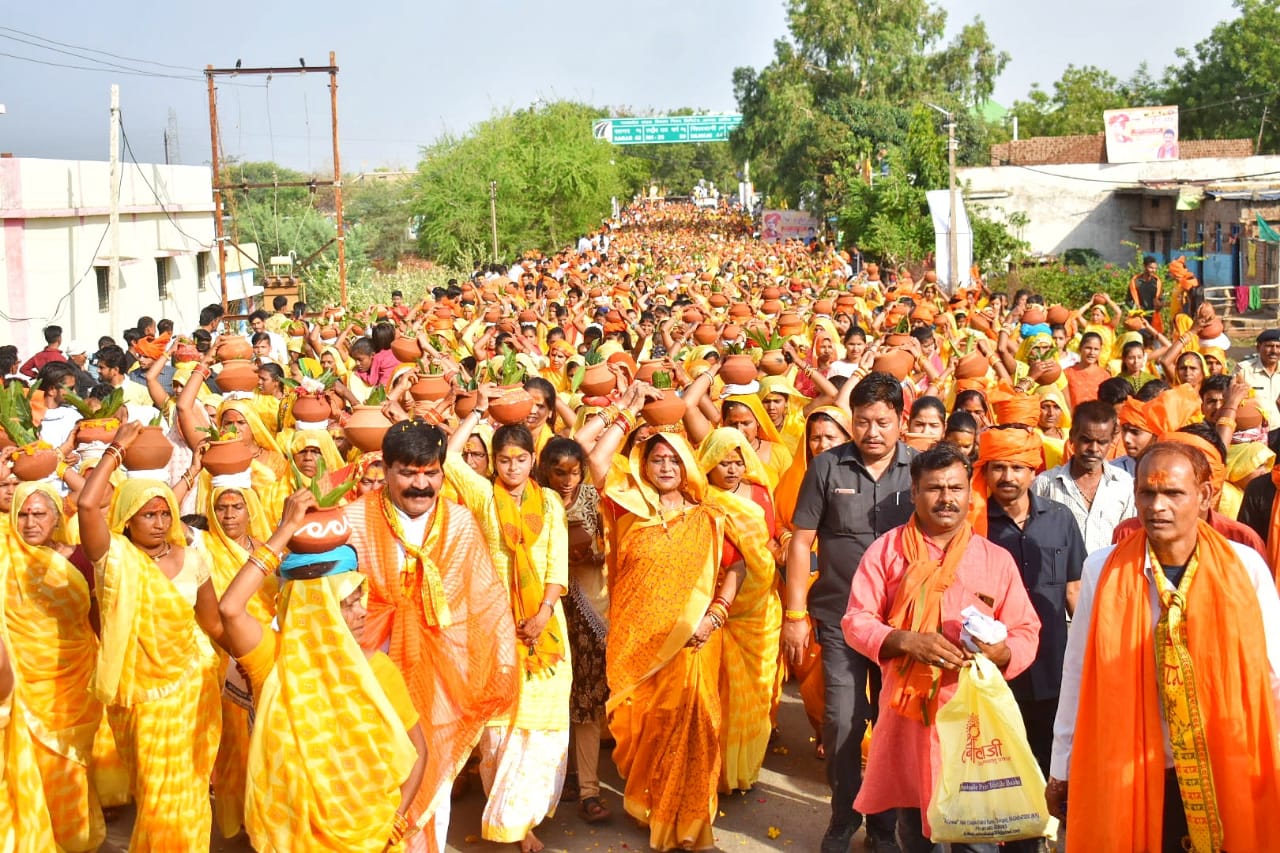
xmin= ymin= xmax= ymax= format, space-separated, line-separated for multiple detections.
xmin=488 ymin=180 xmax=499 ymax=263
xmin=927 ymin=103 xmax=960 ymax=293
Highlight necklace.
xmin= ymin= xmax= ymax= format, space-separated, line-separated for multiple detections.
xmin=143 ymin=542 xmax=172 ymax=561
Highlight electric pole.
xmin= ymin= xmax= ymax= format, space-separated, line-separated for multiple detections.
xmin=108 ymin=84 xmax=121 ymax=335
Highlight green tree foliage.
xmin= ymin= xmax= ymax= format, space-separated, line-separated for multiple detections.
xmin=410 ymin=102 xmax=625 ymax=268
xmin=1008 ymin=65 xmax=1157 ymax=138
xmin=343 ymin=177 xmax=414 ymax=265
xmin=1162 ymin=0 xmax=1280 ymax=152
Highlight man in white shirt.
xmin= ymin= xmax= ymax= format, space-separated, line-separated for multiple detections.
xmin=36 ymin=362 xmax=82 ymax=449
xmin=1032 ymin=400 xmax=1136 ymax=553
xmin=1237 ymin=327 xmax=1280 ymax=428
xmin=1047 ymin=440 xmax=1280 ymax=850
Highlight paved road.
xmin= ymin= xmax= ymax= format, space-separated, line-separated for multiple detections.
xmin=103 ymin=683 xmax=851 ymax=852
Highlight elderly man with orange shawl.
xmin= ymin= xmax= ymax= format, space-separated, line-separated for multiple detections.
xmin=843 ymin=442 xmax=1040 ymax=851
xmin=345 ymin=419 xmax=519 ymax=852
xmin=1049 ymin=440 xmax=1280 ymax=852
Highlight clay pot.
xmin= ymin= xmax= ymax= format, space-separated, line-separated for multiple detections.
xmin=410 ymin=374 xmax=451 ymax=402
xmin=1091 ymin=293 xmax=1108 ymax=306
xmin=320 ymin=326 xmax=339 ymax=342
xmin=173 ymin=342 xmax=201 ymax=363
xmin=489 ymin=387 xmax=535 ymax=425
xmin=217 ymin=360 xmax=259 ymax=393
xmin=813 ymin=299 xmax=833 ymax=316
xmin=759 ymin=350 xmax=788 ymax=376
xmin=728 ymin=302 xmax=752 ymax=319
xmin=923 ymin=271 xmax=938 ymax=285
xmin=202 ymin=439 xmax=254 ymax=476
xmin=1022 ymin=305 xmax=1047 ymax=326
xmin=215 ymin=336 xmax=254 ymax=362
xmin=123 ymin=426 xmax=173 ymax=470
xmin=721 ymin=324 xmax=743 ymax=342
xmin=873 ymin=350 xmax=914 ymax=381
xmin=390 ymin=336 xmax=423 ymax=363
xmin=453 ymin=391 xmax=479 ymax=419
xmin=762 ymin=286 xmax=782 ymax=301
xmin=693 ymin=323 xmax=720 ymax=345
xmin=1124 ymin=315 xmax=1145 ymax=331
xmin=483 ymin=306 xmax=502 ymax=323
xmin=719 ymin=354 xmax=758 ymax=385
xmin=288 ymin=321 xmax=308 ymax=337
xmin=851 ymin=283 xmax=868 ymax=297
xmin=640 ymin=390 xmax=686 ymax=427
xmin=344 ymin=406 xmax=393 ymax=453
xmin=709 ymin=293 xmax=729 ymax=308
xmin=292 ymin=393 xmax=331 ymax=424
xmin=1029 ymin=360 xmax=1062 ymax=386
xmin=1200 ymin=317 xmax=1224 ymax=339
xmin=682 ymin=307 xmax=703 ymax=324
xmin=11 ymin=447 xmax=57 ymax=482
xmin=634 ymin=360 xmax=667 ymax=384
xmin=761 ymin=299 xmax=783 ymax=315
xmin=288 ymin=506 xmax=351 ymax=554
xmin=968 ymin=312 xmax=994 ymax=335
xmin=77 ymin=417 xmax=121 ymax=445
xmin=885 ymin=333 xmax=914 ymax=348
xmin=836 ymin=294 xmax=858 ymax=311
xmin=1237 ymin=400 xmax=1265 ymax=430
xmin=578 ymin=362 xmax=617 ymax=397
xmin=1046 ymin=305 xmax=1070 ymax=325
xmin=865 ymin=263 xmax=880 ymax=280
xmin=955 ymin=352 xmax=989 ymax=380
xmin=778 ymin=313 xmax=804 ymax=336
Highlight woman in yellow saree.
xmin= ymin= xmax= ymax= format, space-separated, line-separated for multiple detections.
xmin=3 ymin=482 xmax=103 ymax=851
xmin=79 ymin=422 xmax=224 ymax=852
xmin=445 ymin=408 xmax=570 ymax=853
xmin=0 ymin=605 xmax=57 ymax=850
xmin=586 ymin=388 xmax=746 ymax=851
xmin=695 ymin=429 xmax=782 ymax=793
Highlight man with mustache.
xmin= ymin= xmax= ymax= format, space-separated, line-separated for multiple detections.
xmin=1032 ymin=401 xmax=1136 ymax=554
xmin=345 ymin=419 xmax=519 ymax=851
xmin=842 ymin=441 xmax=1041 ymax=852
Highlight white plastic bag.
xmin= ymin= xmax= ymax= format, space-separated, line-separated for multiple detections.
xmin=927 ymin=654 xmax=1050 ymax=843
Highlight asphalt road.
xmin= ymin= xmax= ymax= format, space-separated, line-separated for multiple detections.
xmin=103 ymin=683 xmax=848 ymax=852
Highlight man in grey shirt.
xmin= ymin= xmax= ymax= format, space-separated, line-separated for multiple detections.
xmin=782 ymin=373 xmax=916 ymax=853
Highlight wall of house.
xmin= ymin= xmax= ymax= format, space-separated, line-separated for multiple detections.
xmin=0 ymin=157 xmax=216 ymax=357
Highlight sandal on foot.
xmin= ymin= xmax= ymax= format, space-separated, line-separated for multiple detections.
xmin=560 ymin=773 xmax=579 ymax=803
xmin=579 ymin=795 xmax=612 ymax=824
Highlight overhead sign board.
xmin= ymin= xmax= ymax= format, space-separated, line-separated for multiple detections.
xmin=592 ymin=114 xmax=742 ymax=145
xmin=1104 ymin=105 xmax=1180 ymax=163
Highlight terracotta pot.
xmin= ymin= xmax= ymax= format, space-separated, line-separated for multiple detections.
xmin=1091 ymin=293 xmax=1108 ymax=306
xmin=215 ymin=336 xmax=254 ymax=362
xmin=728 ymin=302 xmax=752 ymax=319
xmin=721 ymin=323 xmax=743 ymax=342
xmin=719 ymin=354 xmax=758 ymax=385
xmin=761 ymin=298 xmax=783 ymax=315
xmin=1124 ymin=315 xmax=1145 ymax=331
xmin=1237 ymin=400 xmax=1265 ymax=430
xmin=969 ymin=312 xmax=994 ymax=335
xmin=202 ymin=439 xmax=254 ymax=476
xmin=345 ymin=406 xmax=393 ymax=453
xmin=320 ymin=326 xmax=339 ymax=342
xmin=762 ymin=286 xmax=782 ymax=300
xmin=836 ymin=294 xmax=858 ymax=311
xmin=778 ymin=313 xmax=804 ymax=336
xmin=640 ymin=390 xmax=686 ymax=427
xmin=578 ymin=362 xmax=616 ymax=397
xmin=77 ymin=417 xmax=121 ymax=445
xmin=123 ymin=426 xmax=173 ymax=470
xmin=813 ymin=299 xmax=833 ymax=316
xmin=1046 ymin=305 xmax=1070 ymax=326
xmin=1029 ymin=360 xmax=1062 ymax=385
xmin=634 ymin=360 xmax=667 ymax=384
xmin=923 ymin=271 xmax=938 ymax=285
xmin=693 ymin=323 xmax=720 ymax=345
xmin=288 ymin=321 xmax=308 ymax=337
xmin=173 ymin=342 xmax=201 ymax=363
xmin=873 ymin=350 xmax=914 ymax=381
xmin=885 ymin=333 xmax=914 ymax=348
xmin=288 ymin=506 xmax=351 ymax=554
xmin=489 ymin=387 xmax=535 ymax=425
xmin=759 ymin=350 xmax=788 ymax=376
xmin=11 ymin=447 xmax=57 ymax=482
xmin=410 ymin=374 xmax=451 ymax=402
xmin=955 ymin=352 xmax=989 ymax=379
xmin=453 ymin=391 xmax=479 ymax=419
xmin=852 ymin=283 xmax=868 ymax=297
xmin=709 ymin=293 xmax=729 ymax=307
xmin=292 ymin=393 xmax=331 ymax=424
xmin=390 ymin=336 xmax=423 ymax=363
xmin=865 ymin=263 xmax=880 ymax=280
xmin=217 ymin=360 xmax=259 ymax=393
xmin=1200 ymin=317 xmax=1224 ymax=339
xmin=1022 ymin=305 xmax=1047 ymax=326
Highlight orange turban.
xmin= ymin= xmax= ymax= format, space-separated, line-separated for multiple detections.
xmin=1118 ymin=397 xmax=1154 ymax=434
xmin=1159 ymin=431 xmax=1226 ymax=500
xmin=910 ymin=303 xmax=936 ymax=324
xmin=1145 ymin=384 xmax=1201 ymax=435
xmin=969 ymin=426 xmax=1045 ymax=535
xmin=987 ymin=382 xmax=1041 ymax=427
xmin=136 ymin=333 xmax=171 ymax=361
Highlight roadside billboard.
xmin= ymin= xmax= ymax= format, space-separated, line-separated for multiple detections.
xmin=760 ymin=210 xmax=819 ymax=244
xmin=1104 ymin=106 xmax=1180 ymax=163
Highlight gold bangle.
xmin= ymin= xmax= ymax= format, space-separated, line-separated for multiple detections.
xmin=783 ymin=609 xmax=809 ymax=622
xmin=246 ymin=554 xmax=270 ymax=576
xmin=251 ymin=544 xmax=281 ymax=574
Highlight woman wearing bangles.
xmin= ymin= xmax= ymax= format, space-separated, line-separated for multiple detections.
xmin=445 ymin=385 xmax=571 ymax=853
xmin=78 ymin=421 xmax=225 ymax=851
xmin=585 ymin=385 xmax=747 ymax=851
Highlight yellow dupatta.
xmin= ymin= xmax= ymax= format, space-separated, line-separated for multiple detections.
xmin=493 ymin=482 xmax=565 ymax=676
xmin=246 ymin=570 xmax=416 ymax=852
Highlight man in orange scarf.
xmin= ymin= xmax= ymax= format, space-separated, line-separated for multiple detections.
xmin=345 ymin=420 xmax=519 ymax=852
xmin=843 ymin=442 xmax=1041 ymax=851
xmin=1049 ymin=441 xmax=1280 ymax=852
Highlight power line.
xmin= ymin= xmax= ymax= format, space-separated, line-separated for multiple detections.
xmin=0 ymin=31 xmax=195 ymax=79
xmin=1009 ymin=163 xmax=1280 ymax=186
xmin=118 ymin=117 xmax=214 ymax=250
xmin=0 ymin=25 xmax=197 ymax=72
xmin=0 ymin=48 xmax=263 ymax=87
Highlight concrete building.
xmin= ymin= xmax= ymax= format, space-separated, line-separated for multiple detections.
xmin=0 ymin=155 xmax=220 ymax=358
xmin=960 ymin=135 xmax=1280 ymax=287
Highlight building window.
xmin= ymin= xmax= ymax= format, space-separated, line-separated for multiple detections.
xmin=1180 ymin=220 xmax=1188 ymax=249
xmin=1215 ymin=223 xmax=1223 ymax=253
xmin=197 ymin=251 xmax=209 ymax=291
xmin=95 ymin=267 xmax=110 ymax=313
xmin=156 ymin=257 xmax=170 ymax=300
xmin=1196 ymin=221 xmax=1204 ymax=249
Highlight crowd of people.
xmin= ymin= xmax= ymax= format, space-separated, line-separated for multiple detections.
xmin=0 ymin=199 xmax=1276 ymax=853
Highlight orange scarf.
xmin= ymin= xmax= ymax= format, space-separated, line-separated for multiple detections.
xmin=1069 ymin=522 xmax=1280 ymax=851
xmin=969 ymin=427 xmax=1043 ymax=536
xmin=886 ymin=517 xmax=971 ymax=724
xmin=493 ymin=483 xmax=564 ymax=676
xmin=1267 ymin=466 xmax=1280 ymax=579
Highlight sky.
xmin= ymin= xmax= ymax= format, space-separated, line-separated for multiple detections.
xmin=0 ymin=0 xmax=1240 ymax=174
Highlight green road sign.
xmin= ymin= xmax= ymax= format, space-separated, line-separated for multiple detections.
xmin=592 ymin=115 xmax=742 ymax=145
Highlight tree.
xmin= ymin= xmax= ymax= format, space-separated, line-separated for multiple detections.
xmin=409 ymin=102 xmax=625 ymax=268
xmin=1009 ymin=65 xmax=1147 ymax=138
xmin=1161 ymin=0 xmax=1280 ymax=152
xmin=344 ymin=177 xmax=414 ymax=266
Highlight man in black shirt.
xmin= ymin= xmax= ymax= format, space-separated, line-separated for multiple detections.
xmin=783 ymin=373 xmax=916 ymax=853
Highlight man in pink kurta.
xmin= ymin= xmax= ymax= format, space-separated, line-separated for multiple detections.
xmin=841 ymin=442 xmax=1040 ymax=851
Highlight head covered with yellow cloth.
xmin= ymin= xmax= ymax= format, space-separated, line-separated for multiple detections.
xmin=245 ymin=544 xmax=417 ymax=851
xmin=696 ymin=427 xmax=771 ymax=492
xmin=218 ymin=399 xmax=282 ymax=458
xmin=108 ymin=478 xmax=186 ymax=548
xmin=8 ymin=481 xmax=72 ymax=549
